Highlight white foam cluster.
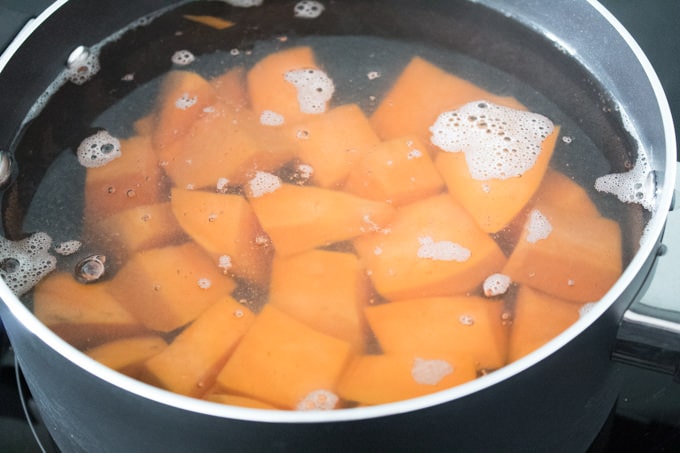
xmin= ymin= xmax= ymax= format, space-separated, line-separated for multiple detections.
xmin=67 ymin=46 xmax=101 ymax=85
xmin=284 ymin=68 xmax=335 ymax=114
xmin=221 ymin=0 xmax=263 ymax=7
xmin=175 ymin=93 xmax=198 ymax=110
xmin=260 ymin=110 xmax=285 ymax=126
xmin=197 ymin=278 xmax=212 ymax=289
xmin=54 ymin=240 xmax=82 ymax=256
xmin=218 ymin=255 xmax=233 ymax=274
xmin=171 ymin=50 xmax=195 ymax=66
xmin=77 ymin=130 xmax=122 ymax=168
xmin=407 ymin=149 xmax=423 ymax=160
xmin=0 ymin=232 xmax=56 ymax=296
xmin=579 ymin=302 xmax=597 ymax=318
xmin=216 ymin=177 xmax=230 ymax=193
xmin=417 ymin=236 xmax=470 ymax=262
xmin=411 ymin=358 xmax=453 ymax=385
xmin=483 ymin=273 xmax=511 ymax=297
xmin=526 ymin=209 xmax=552 ymax=243
xmin=294 ymin=0 xmax=325 ymax=19
xmin=296 ymin=389 xmax=338 ymax=411
xmin=248 ymin=171 xmax=282 ymax=198
xmin=430 ymin=101 xmax=554 ymax=180
xmin=296 ymin=164 xmax=314 ymax=180
xmin=594 ymin=153 xmax=655 ymax=211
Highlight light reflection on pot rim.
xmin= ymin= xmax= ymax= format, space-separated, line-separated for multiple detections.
xmin=0 ymin=0 xmax=676 ymax=425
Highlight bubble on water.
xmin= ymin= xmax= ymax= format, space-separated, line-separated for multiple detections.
xmin=218 ymin=255 xmax=233 ymax=273
xmin=66 ymin=45 xmax=101 ymax=85
xmin=248 ymin=171 xmax=282 ymax=198
xmin=74 ymin=254 xmax=107 ymax=284
xmin=260 ymin=110 xmax=285 ymax=126
xmin=233 ymin=309 xmax=245 ymax=318
xmin=579 ymin=302 xmax=597 ymax=318
xmin=458 ymin=314 xmax=475 ymax=326
xmin=525 ymin=209 xmax=552 ymax=243
xmin=296 ymin=389 xmax=338 ymax=411
xmin=483 ymin=273 xmax=511 ymax=297
xmin=294 ymin=0 xmax=325 ymax=19
xmin=411 ymin=358 xmax=453 ymax=385
xmin=284 ymin=68 xmax=335 ymax=115
xmin=595 ymin=153 xmax=656 ymax=211
xmin=220 ymin=0 xmax=263 ymax=7
xmin=296 ymin=164 xmax=314 ymax=181
xmin=54 ymin=240 xmax=82 ymax=256
xmin=197 ymin=278 xmax=212 ymax=289
xmin=216 ymin=177 xmax=230 ymax=193
xmin=77 ymin=130 xmax=122 ymax=168
xmin=171 ymin=50 xmax=195 ymax=66
xmin=562 ymin=136 xmax=573 ymax=144
xmin=407 ymin=149 xmax=423 ymax=160
xmin=367 ymin=71 xmax=381 ymax=80
xmin=417 ymin=236 xmax=470 ymax=262
xmin=0 ymin=233 xmax=56 ymax=296
xmin=430 ymin=101 xmax=554 ymax=180
xmin=175 ymin=93 xmax=198 ymax=110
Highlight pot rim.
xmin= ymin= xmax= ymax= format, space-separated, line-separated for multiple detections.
xmin=0 ymin=0 xmax=676 ymax=424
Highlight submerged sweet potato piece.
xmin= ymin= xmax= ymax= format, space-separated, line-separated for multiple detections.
xmin=215 ymin=305 xmax=353 ymax=409
xmin=435 ymin=126 xmax=560 ymax=233
xmin=247 ymin=179 xmax=396 ymax=256
xmin=32 ymin=272 xmax=145 ymax=349
xmin=508 ymin=286 xmax=583 ymax=362
xmin=354 ymin=194 xmax=506 ymax=300
xmin=85 ymin=335 xmax=167 ymax=378
xmin=365 ymin=296 xmax=508 ymax=371
xmin=287 ymin=104 xmax=380 ymax=188
xmin=370 ymin=56 xmax=525 ymax=143
xmin=344 ymin=135 xmax=445 ymax=206
xmin=107 ymin=242 xmax=237 ymax=332
xmin=337 ymin=353 xmax=477 ymax=405
xmin=204 ymin=393 xmax=278 ymax=409
xmin=269 ymin=249 xmax=370 ymax=350
xmin=210 ymin=67 xmax=248 ymax=109
xmin=170 ymin=188 xmax=271 ymax=285
xmin=141 ymin=296 xmax=255 ymax=397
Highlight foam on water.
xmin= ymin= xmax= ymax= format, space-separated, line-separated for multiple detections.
xmin=260 ymin=110 xmax=285 ymax=126
xmin=0 ymin=232 xmax=56 ymax=296
xmin=284 ymin=68 xmax=335 ymax=114
xmin=76 ymin=130 xmax=122 ymax=168
xmin=411 ymin=358 xmax=453 ymax=385
xmin=54 ymin=240 xmax=82 ymax=256
xmin=172 ymin=50 xmax=196 ymax=66
xmin=525 ymin=209 xmax=552 ymax=243
xmin=296 ymin=389 xmax=338 ymax=411
xmin=220 ymin=0 xmax=263 ymax=7
xmin=294 ymin=1 xmax=325 ymax=19
xmin=594 ymin=153 xmax=656 ymax=211
xmin=416 ymin=236 xmax=471 ymax=262
xmin=248 ymin=171 xmax=282 ymax=198
xmin=483 ymin=273 xmax=511 ymax=297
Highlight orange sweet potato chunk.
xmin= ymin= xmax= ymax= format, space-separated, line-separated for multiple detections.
xmin=365 ymin=296 xmax=508 ymax=371
xmin=170 ymin=188 xmax=272 ymax=285
xmin=215 ymin=305 xmax=353 ymax=409
xmin=508 ymin=286 xmax=583 ymax=362
xmin=33 ymin=272 xmax=146 ymax=349
xmin=336 ymin=353 xmax=477 ymax=405
xmin=204 ymin=394 xmax=278 ymax=410
xmin=247 ymin=180 xmax=396 ymax=256
xmin=370 ymin=56 xmax=525 ymax=143
xmin=435 ymin=126 xmax=560 ymax=233
xmin=107 ymin=242 xmax=237 ymax=332
xmin=354 ymin=194 xmax=506 ymax=300
xmin=502 ymin=172 xmax=622 ymax=302
xmin=269 ymin=249 xmax=370 ymax=350
xmin=344 ymin=135 xmax=445 ymax=206
xmin=210 ymin=67 xmax=248 ymax=109
xmin=287 ymin=104 xmax=380 ymax=188
xmin=141 ymin=296 xmax=255 ymax=397
xmin=84 ymin=135 xmax=163 ymax=223
xmin=85 ymin=335 xmax=167 ymax=378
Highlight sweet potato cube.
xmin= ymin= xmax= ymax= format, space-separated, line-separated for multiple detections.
xmin=336 ymin=353 xmax=477 ymax=405
xmin=32 ymin=272 xmax=145 ymax=349
xmin=247 ymin=179 xmax=396 ymax=256
xmin=502 ymin=172 xmax=622 ymax=302
xmin=269 ymin=249 xmax=370 ymax=350
xmin=210 ymin=67 xmax=248 ymax=109
xmin=344 ymin=135 xmax=445 ymax=205
xmin=204 ymin=393 xmax=278 ymax=410
xmin=141 ymin=297 xmax=255 ymax=397
xmin=508 ymin=286 xmax=583 ymax=362
xmin=354 ymin=194 xmax=506 ymax=300
xmin=107 ymin=242 xmax=237 ymax=332
xmin=287 ymin=104 xmax=380 ymax=188
xmin=247 ymin=46 xmax=321 ymax=125
xmin=435 ymin=126 xmax=560 ymax=233
xmin=85 ymin=335 xmax=167 ymax=378
xmin=170 ymin=188 xmax=271 ymax=285
xmin=133 ymin=114 xmax=154 ymax=136
xmin=84 ymin=135 xmax=163 ymax=223
xmin=215 ymin=305 xmax=353 ymax=409
xmin=370 ymin=56 xmax=525 ymax=143
xmin=365 ymin=296 xmax=508 ymax=371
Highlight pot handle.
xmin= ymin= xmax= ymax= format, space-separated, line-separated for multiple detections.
xmin=613 ymin=164 xmax=680 ymax=381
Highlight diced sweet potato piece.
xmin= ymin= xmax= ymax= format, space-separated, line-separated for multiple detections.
xmin=508 ymin=286 xmax=583 ymax=362
xmin=141 ymin=297 xmax=255 ymax=397
xmin=85 ymin=335 xmax=167 ymax=378
xmin=344 ymin=135 xmax=445 ymax=205
xmin=183 ymin=14 xmax=235 ymax=30
xmin=247 ymin=179 xmax=396 ymax=256
xmin=84 ymin=135 xmax=163 ymax=223
xmin=33 ymin=272 xmax=145 ymax=349
xmin=354 ymin=194 xmax=506 ymax=299
xmin=107 ymin=242 xmax=237 ymax=332
xmin=370 ymin=56 xmax=525 ymax=143
xmin=502 ymin=172 xmax=622 ymax=302
xmin=210 ymin=67 xmax=248 ymax=109
xmin=269 ymin=249 xmax=369 ymax=350
xmin=247 ymin=46 xmax=321 ymax=126
xmin=133 ymin=114 xmax=154 ymax=136
xmin=435 ymin=126 xmax=560 ymax=233
xmin=365 ymin=296 xmax=508 ymax=371
xmin=204 ymin=393 xmax=278 ymax=409
xmin=287 ymin=104 xmax=380 ymax=188
xmin=336 ymin=353 xmax=477 ymax=405
xmin=170 ymin=188 xmax=271 ymax=285
xmin=215 ymin=305 xmax=353 ymax=409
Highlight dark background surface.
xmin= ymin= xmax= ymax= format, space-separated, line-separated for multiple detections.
xmin=1 ymin=1 xmax=679 ymax=452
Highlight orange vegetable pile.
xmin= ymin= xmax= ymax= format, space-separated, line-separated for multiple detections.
xmin=32 ymin=45 xmax=623 ymax=410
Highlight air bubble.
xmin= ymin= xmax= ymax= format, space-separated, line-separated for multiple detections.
xmin=294 ymin=1 xmax=325 ymax=19
xmin=172 ymin=50 xmax=195 ymax=66
xmin=66 ymin=45 xmax=100 ymax=85
xmin=458 ymin=314 xmax=475 ymax=326
xmin=197 ymin=278 xmax=212 ymax=289
xmin=75 ymin=254 xmax=106 ymax=284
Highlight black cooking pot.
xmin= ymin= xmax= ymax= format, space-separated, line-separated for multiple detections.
xmin=0 ymin=1 xmax=676 ymax=452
